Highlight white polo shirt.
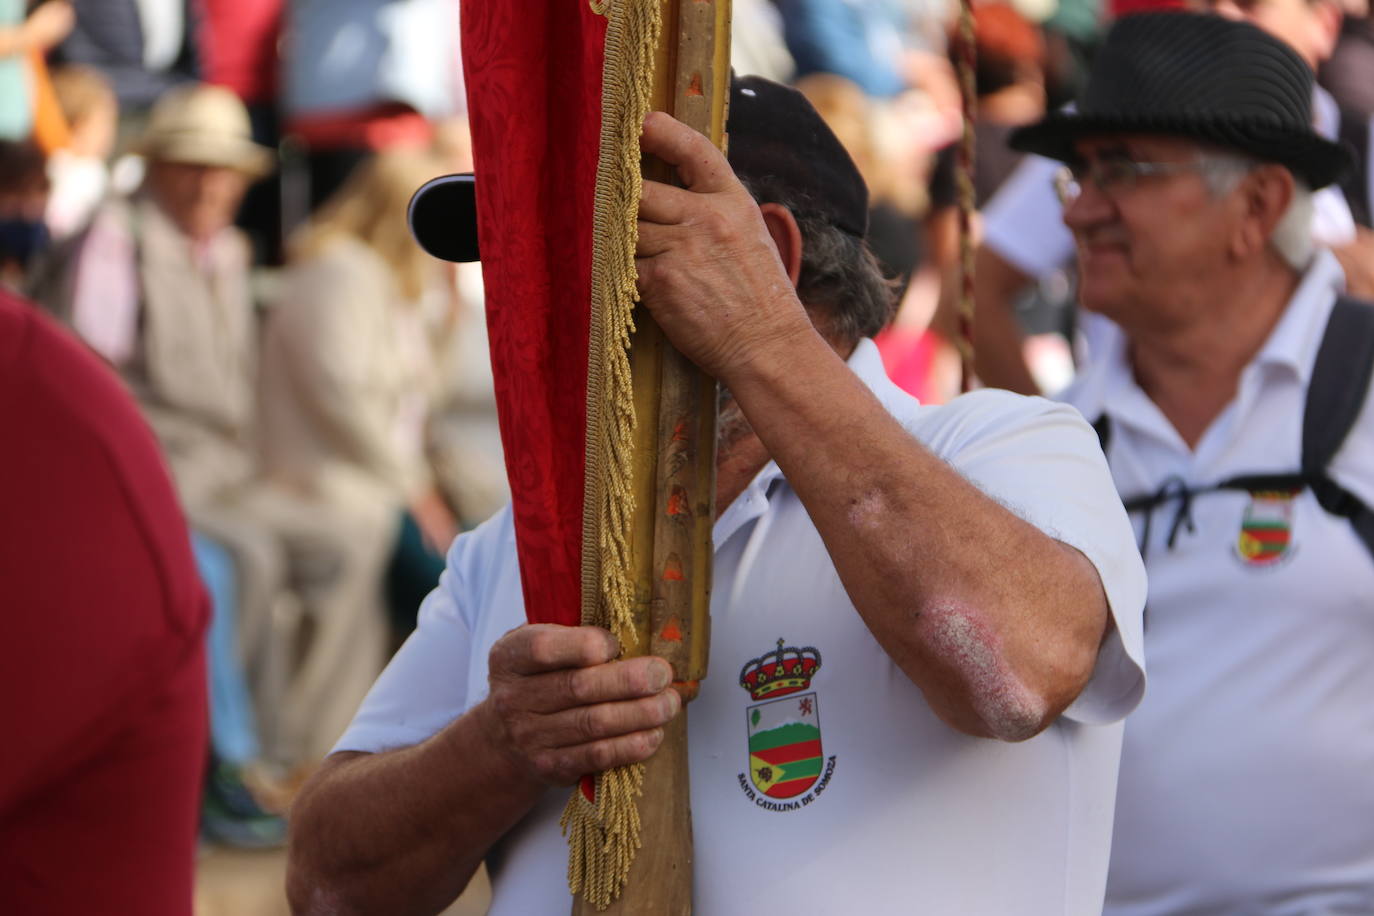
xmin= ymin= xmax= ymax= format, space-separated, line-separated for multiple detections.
xmin=1059 ymin=250 xmax=1374 ymax=915
xmin=336 ymin=338 xmax=1148 ymax=915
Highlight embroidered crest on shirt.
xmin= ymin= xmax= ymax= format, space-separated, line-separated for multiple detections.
xmin=736 ymin=639 xmax=836 ymax=811
xmin=1235 ymin=488 xmax=1301 ymax=567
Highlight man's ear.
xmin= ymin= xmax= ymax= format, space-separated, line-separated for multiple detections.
xmin=759 ymin=202 xmax=803 ymax=287
xmin=1231 ymin=165 xmax=1294 ymax=260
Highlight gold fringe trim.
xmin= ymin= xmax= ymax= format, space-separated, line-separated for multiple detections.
xmin=568 ymin=0 xmax=663 ymax=909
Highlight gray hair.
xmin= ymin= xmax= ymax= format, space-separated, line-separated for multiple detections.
xmin=1199 ymin=151 xmax=1315 ymax=271
xmin=738 ymin=176 xmax=897 ymax=345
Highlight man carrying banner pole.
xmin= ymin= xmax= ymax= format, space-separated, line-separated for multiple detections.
xmin=290 ymin=54 xmax=1149 ymax=916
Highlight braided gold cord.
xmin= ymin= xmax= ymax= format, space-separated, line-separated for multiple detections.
xmin=567 ymin=0 xmax=663 ymax=908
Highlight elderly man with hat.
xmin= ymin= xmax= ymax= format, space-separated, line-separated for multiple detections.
xmin=287 ymin=76 xmax=1147 ymax=915
xmin=43 ymin=84 xmax=395 ymax=775
xmin=973 ymin=0 xmax=1374 ymax=396
xmin=1009 ymin=12 xmax=1374 ymax=913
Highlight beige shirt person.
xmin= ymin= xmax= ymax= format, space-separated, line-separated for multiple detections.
xmin=64 ymin=193 xmax=259 ymax=510
xmin=259 ymin=235 xmax=439 ymax=529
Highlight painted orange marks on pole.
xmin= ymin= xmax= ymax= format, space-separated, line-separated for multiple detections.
xmin=686 ymin=72 xmax=703 ymax=97
xmin=671 ymin=418 xmax=689 ymax=442
xmin=673 ymin=680 xmax=701 ymax=702
xmin=666 ymin=484 xmax=690 ymax=516
xmin=663 ymin=552 xmax=685 ymax=581
xmin=660 ymin=616 xmax=684 ymax=642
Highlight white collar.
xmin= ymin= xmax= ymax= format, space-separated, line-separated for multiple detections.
xmin=1247 ymin=247 xmax=1346 ymax=385
xmin=1312 ymin=84 xmax=1340 ymax=142
xmin=1066 ymin=248 xmax=1346 ymax=422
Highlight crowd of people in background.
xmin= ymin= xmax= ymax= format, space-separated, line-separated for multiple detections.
xmin=4 ymin=0 xmax=1374 ymax=911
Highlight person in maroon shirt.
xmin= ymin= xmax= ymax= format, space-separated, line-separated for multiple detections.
xmin=0 ymin=289 xmax=208 ymax=915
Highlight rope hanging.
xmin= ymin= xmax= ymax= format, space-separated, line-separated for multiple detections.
xmin=954 ymin=0 xmax=978 ymax=392
xmin=564 ymin=0 xmax=664 ymax=908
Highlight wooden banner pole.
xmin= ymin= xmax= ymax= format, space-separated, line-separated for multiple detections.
xmin=574 ymin=1 xmax=730 ymax=912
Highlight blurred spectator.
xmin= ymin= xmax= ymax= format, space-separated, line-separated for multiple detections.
xmin=1321 ymin=6 xmax=1374 ymax=119
xmin=283 ymin=0 xmax=462 ymax=211
xmin=0 ymin=138 xmax=51 ymax=290
xmin=0 ymin=0 xmax=74 ymax=142
xmin=37 ymin=83 xmax=391 ymax=768
xmin=44 ymin=63 xmax=115 ymax=239
xmin=1039 ymin=0 xmax=1101 ymax=107
xmin=260 ymin=150 xmax=457 ymax=638
xmin=51 ymin=0 xmax=199 ymax=122
xmin=201 ymin=0 xmax=285 ymax=263
xmin=797 ymin=72 xmax=962 ymax=403
xmin=974 ymin=0 xmax=1374 ymax=395
xmin=731 ymin=0 xmax=795 ymax=82
xmin=199 ymin=0 xmax=280 ymax=108
xmin=0 ymin=288 xmax=207 ymax=916
xmin=965 ymin=2 xmax=1047 ymax=205
xmin=780 ymin=0 xmax=911 ymax=97
xmin=1010 ymin=13 xmax=1374 ymax=910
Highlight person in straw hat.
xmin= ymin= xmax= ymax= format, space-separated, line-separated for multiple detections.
xmin=1008 ymin=11 xmax=1374 ymax=912
xmin=41 ymin=83 xmax=397 ymax=780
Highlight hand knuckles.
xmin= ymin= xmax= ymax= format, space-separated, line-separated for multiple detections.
xmin=504 ymin=715 xmax=539 ymax=751
xmin=524 ymin=628 xmax=558 ymax=667
xmin=562 ymin=667 xmax=592 ymax=705
xmin=488 ymin=637 xmax=515 ymax=674
xmin=487 ymin=682 xmax=522 ymax=719
xmin=573 ymin=704 xmax=603 ymax=742
xmin=530 ymin=750 xmax=565 ymax=783
xmin=698 ymin=208 xmax=734 ymax=241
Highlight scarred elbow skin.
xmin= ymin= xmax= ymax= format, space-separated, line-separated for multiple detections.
xmin=917 ymin=602 xmax=1049 ymax=742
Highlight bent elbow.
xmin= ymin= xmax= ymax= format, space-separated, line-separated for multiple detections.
xmin=968 ymin=677 xmax=1054 ymax=742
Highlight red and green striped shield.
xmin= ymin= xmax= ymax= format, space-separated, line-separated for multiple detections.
xmin=746 ymin=693 xmax=825 ymax=800
xmin=1236 ymin=488 xmax=1301 ymax=567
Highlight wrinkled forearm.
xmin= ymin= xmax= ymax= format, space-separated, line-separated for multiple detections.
xmin=287 ymin=701 xmax=542 ymax=916
xmin=721 ymin=328 xmax=1108 ymax=741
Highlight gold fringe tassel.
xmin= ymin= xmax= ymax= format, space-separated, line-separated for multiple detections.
xmin=565 ymin=0 xmax=663 ymax=909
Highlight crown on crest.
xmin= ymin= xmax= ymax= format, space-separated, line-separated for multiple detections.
xmin=738 ymin=638 xmax=823 ymax=701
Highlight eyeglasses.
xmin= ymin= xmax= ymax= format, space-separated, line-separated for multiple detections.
xmin=1053 ymin=160 xmax=1220 ymax=206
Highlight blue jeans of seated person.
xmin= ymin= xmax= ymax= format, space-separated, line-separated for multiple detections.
xmin=192 ymin=532 xmax=261 ymax=767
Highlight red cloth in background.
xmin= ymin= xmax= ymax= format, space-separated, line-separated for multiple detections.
xmin=0 ymin=293 xmax=208 ymax=916
xmin=199 ymin=0 xmax=283 ymax=105
xmin=287 ymin=103 xmax=435 ymax=152
xmin=1109 ymin=0 xmax=1188 ymax=19
xmin=460 ymin=2 xmax=607 ymax=626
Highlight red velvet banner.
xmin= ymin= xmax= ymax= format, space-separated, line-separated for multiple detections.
xmin=460 ymin=2 xmax=608 ymax=627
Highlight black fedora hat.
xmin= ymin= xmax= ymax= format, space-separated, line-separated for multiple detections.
xmin=1009 ymin=12 xmax=1353 ymax=189
xmin=407 ymin=75 xmax=869 ymax=262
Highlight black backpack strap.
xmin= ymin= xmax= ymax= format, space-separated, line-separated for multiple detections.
xmin=1300 ymin=295 xmax=1374 ymax=559
xmin=1338 ymin=108 xmax=1372 ymax=230
xmin=1091 ymin=414 xmax=1112 ymax=453
xmin=1303 ymin=297 xmax=1374 ymax=475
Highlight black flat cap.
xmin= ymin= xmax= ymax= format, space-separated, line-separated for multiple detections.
xmin=408 ymin=75 xmax=870 ymax=262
